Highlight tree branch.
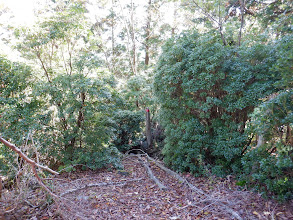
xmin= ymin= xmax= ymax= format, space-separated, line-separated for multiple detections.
xmin=60 ymin=178 xmax=143 ymax=197
xmin=0 ymin=137 xmax=60 ymax=199
xmin=188 ymin=0 xmax=227 ymax=45
xmin=0 ymin=137 xmax=59 ymax=175
xmin=138 ymin=156 xmax=167 ymax=190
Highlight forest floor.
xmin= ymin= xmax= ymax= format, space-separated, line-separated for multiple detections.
xmin=1 ymin=154 xmax=292 ymax=220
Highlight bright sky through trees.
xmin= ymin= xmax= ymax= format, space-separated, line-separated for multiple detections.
xmin=1 ymin=0 xmax=36 ymax=25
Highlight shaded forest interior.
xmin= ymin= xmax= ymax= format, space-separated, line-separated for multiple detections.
xmin=0 ymin=0 xmax=292 ymax=219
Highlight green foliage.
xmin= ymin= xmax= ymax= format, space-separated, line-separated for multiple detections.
xmin=112 ymin=110 xmax=144 ymax=153
xmin=272 ymin=34 xmax=293 ymax=89
xmin=241 ymin=90 xmax=293 ymax=201
xmin=122 ymin=75 xmax=154 ymax=110
xmin=250 ymin=90 xmax=293 ymax=144
xmin=257 ymin=0 xmax=293 ymax=35
xmin=240 ymin=145 xmax=293 ymax=201
xmin=14 ymin=0 xmax=94 ymax=81
xmin=34 ymin=73 xmax=122 ymax=169
xmin=2 ymin=0 xmax=124 ymax=174
xmin=0 ymin=56 xmax=36 ymax=175
xmin=154 ymin=30 xmax=277 ymax=176
xmin=0 ymin=55 xmax=123 ymax=174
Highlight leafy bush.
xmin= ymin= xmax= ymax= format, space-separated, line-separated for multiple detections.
xmin=0 ymin=60 xmax=124 ymax=174
xmin=240 ymin=90 xmax=293 ymax=201
xmin=0 ymin=56 xmax=36 ymax=175
xmin=240 ymin=145 xmax=293 ymax=201
xmin=112 ymin=110 xmax=144 ymax=153
xmin=154 ymin=30 xmax=276 ymax=176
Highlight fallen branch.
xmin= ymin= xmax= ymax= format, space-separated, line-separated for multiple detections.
xmin=146 ymin=156 xmax=242 ymax=220
xmin=148 ymin=157 xmax=206 ymax=195
xmin=0 ymin=137 xmax=59 ymax=199
xmin=126 ymin=151 xmax=242 ymax=220
xmin=60 ymin=178 xmax=143 ymax=197
xmin=137 ymin=156 xmax=167 ymax=190
xmin=0 ymin=137 xmax=59 ymax=175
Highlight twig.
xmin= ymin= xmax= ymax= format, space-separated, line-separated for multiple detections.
xmin=190 ymin=0 xmax=219 ymax=25
xmin=137 ymin=156 xmax=168 ymax=190
xmin=149 ymin=157 xmax=242 ymax=219
xmin=60 ymin=178 xmax=143 ymax=197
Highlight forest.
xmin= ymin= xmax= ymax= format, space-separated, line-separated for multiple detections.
xmin=0 ymin=0 xmax=292 ymax=219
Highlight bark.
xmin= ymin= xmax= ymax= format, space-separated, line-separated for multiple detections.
xmin=130 ymin=0 xmax=136 ymax=74
xmin=286 ymin=125 xmax=293 ymax=146
xmin=36 ymin=51 xmax=51 ymax=83
xmin=145 ymin=108 xmax=152 ymax=148
xmin=0 ymin=137 xmax=58 ymax=175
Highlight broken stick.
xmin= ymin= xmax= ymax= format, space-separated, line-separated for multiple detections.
xmin=60 ymin=178 xmax=143 ymax=197
xmin=138 ymin=156 xmax=167 ymax=190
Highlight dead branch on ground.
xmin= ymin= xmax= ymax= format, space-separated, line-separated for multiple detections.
xmin=147 ymin=156 xmax=242 ymax=220
xmin=137 ymin=156 xmax=168 ymax=190
xmin=125 ymin=151 xmax=242 ymax=220
xmin=60 ymin=178 xmax=143 ymax=197
xmin=0 ymin=136 xmax=92 ymax=219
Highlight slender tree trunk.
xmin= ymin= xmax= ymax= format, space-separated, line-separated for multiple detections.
xmin=111 ymin=0 xmax=115 ymax=57
xmin=171 ymin=2 xmax=178 ymax=36
xmin=146 ymin=108 xmax=152 ymax=148
xmin=145 ymin=0 xmax=152 ymax=66
xmin=238 ymin=0 xmax=245 ymax=46
xmin=130 ymin=0 xmax=136 ymax=74
xmin=286 ymin=125 xmax=293 ymax=146
xmin=36 ymin=51 xmax=51 ymax=83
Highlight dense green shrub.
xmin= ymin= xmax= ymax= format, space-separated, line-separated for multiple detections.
xmin=0 ymin=56 xmax=36 ymax=175
xmin=0 ymin=61 xmax=123 ymax=173
xmin=240 ymin=145 xmax=293 ymax=201
xmin=112 ymin=110 xmax=144 ymax=153
xmin=240 ymin=90 xmax=293 ymax=201
xmin=154 ymin=30 xmax=276 ymax=176
xmin=34 ymin=73 xmax=123 ymax=169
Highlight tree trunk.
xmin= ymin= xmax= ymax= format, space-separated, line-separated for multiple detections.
xmin=130 ymin=0 xmax=137 ymax=74
xmin=238 ymin=0 xmax=245 ymax=46
xmin=146 ymin=108 xmax=152 ymax=148
xmin=144 ymin=0 xmax=152 ymax=66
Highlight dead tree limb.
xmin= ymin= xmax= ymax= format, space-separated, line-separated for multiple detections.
xmin=0 ymin=137 xmax=59 ymax=199
xmin=147 ymin=157 xmax=206 ymax=195
xmin=0 ymin=137 xmax=59 ymax=175
xmin=60 ymin=178 xmax=143 ymax=197
xmin=146 ymin=156 xmax=242 ymax=220
xmin=137 ymin=156 xmax=167 ymax=190
xmin=128 ymin=151 xmax=242 ymax=220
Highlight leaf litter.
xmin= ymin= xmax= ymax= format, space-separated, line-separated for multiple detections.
xmin=1 ymin=155 xmax=292 ymax=219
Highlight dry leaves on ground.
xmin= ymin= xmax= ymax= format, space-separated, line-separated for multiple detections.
xmin=1 ymin=155 xmax=292 ymax=220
